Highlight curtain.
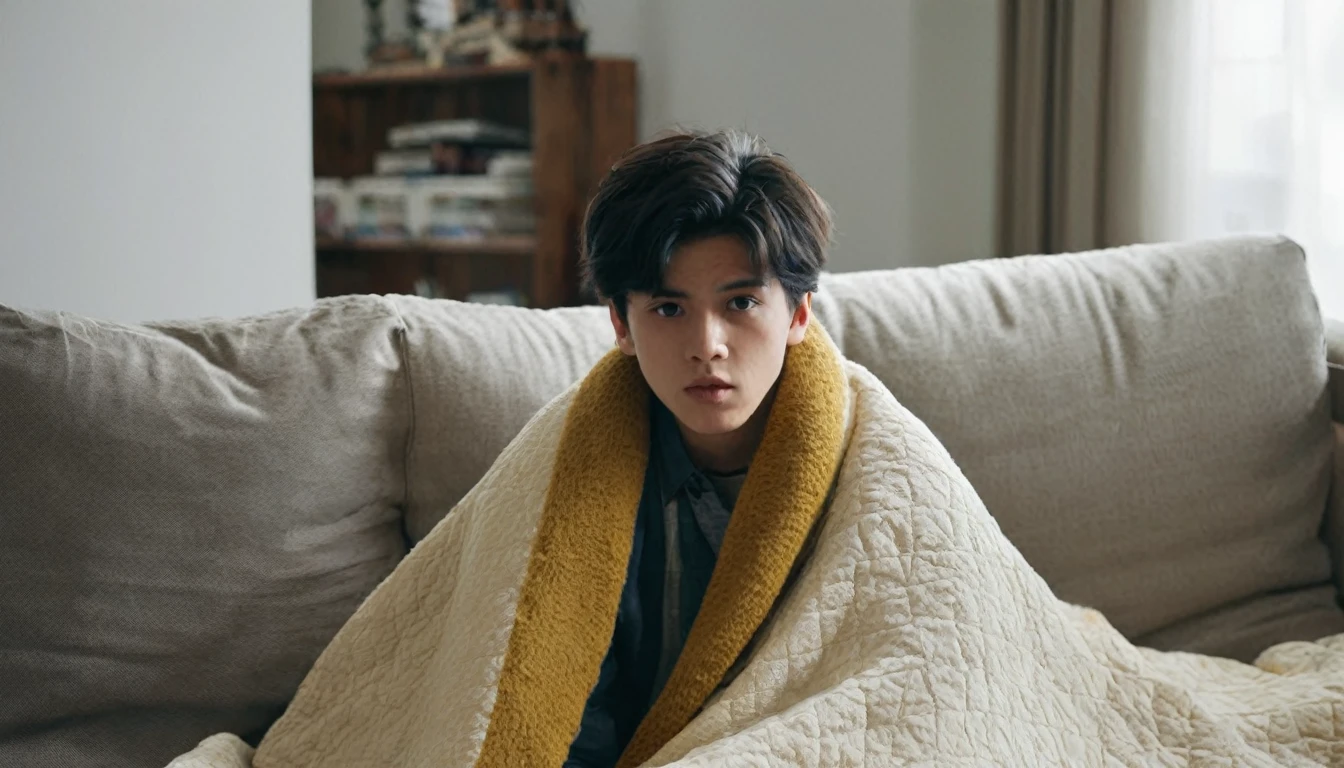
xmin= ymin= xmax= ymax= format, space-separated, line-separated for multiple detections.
xmin=1108 ymin=0 xmax=1343 ymax=318
xmin=997 ymin=0 xmax=1113 ymax=256
xmin=1001 ymin=0 xmax=1343 ymax=319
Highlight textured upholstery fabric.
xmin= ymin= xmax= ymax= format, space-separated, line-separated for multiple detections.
xmin=0 ymin=297 xmax=411 ymax=768
xmin=386 ymin=296 xmax=615 ymax=541
xmin=2 ymin=235 xmax=1338 ymax=767
xmin=811 ymin=235 xmax=1342 ymax=660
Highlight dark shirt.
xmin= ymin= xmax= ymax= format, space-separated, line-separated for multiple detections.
xmin=564 ymin=399 xmax=744 ymax=768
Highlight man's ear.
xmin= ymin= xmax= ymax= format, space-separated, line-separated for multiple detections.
xmin=609 ymin=301 xmax=637 ymax=356
xmin=786 ymin=292 xmax=812 ymax=346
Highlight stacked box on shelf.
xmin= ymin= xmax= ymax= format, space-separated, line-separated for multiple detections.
xmin=348 ymin=177 xmax=414 ymax=239
xmin=417 ymin=175 xmax=534 ymax=241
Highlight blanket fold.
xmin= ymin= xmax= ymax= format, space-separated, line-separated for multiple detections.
xmin=171 ymin=323 xmax=1344 ymax=767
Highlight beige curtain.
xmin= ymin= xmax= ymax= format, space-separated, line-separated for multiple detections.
xmin=1000 ymin=0 xmax=1342 ymax=317
xmin=997 ymin=0 xmax=1113 ymax=256
xmin=1105 ymin=0 xmax=1344 ymax=318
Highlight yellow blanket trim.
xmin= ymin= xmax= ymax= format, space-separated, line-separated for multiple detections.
xmin=475 ymin=349 xmax=651 ymax=768
xmin=618 ymin=324 xmax=847 ymax=767
xmin=476 ymin=323 xmax=847 ymax=768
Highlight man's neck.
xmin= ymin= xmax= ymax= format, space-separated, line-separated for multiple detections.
xmin=678 ymin=383 xmax=779 ymax=474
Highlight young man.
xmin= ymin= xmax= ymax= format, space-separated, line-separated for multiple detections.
xmin=567 ymin=130 xmax=833 ymax=767
xmin=178 ymin=128 xmax=1344 ymax=768
xmin=184 ymin=130 xmax=846 ymax=768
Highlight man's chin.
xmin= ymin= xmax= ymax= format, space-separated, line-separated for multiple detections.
xmin=671 ymin=403 xmax=748 ymax=437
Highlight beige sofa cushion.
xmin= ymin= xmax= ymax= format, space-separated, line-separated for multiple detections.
xmin=387 ymin=296 xmax=615 ymax=541
xmin=0 ymin=297 xmax=411 ymax=768
xmin=811 ymin=234 xmax=1343 ymax=661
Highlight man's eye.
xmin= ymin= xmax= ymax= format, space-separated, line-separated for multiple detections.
xmin=729 ymin=296 xmax=759 ymax=311
xmin=654 ymin=303 xmax=682 ymax=318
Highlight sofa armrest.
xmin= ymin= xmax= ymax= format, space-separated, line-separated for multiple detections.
xmin=1329 ymin=318 xmax=1344 ymax=421
xmin=1327 ymin=318 xmax=1344 ymax=605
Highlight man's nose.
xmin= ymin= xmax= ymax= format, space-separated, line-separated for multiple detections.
xmin=688 ymin=313 xmax=728 ymax=362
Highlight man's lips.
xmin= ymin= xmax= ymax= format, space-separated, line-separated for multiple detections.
xmin=685 ymin=378 xmax=733 ymax=403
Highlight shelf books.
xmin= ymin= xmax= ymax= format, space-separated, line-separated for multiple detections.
xmin=315 ymin=119 xmax=536 ymax=243
xmin=387 ymin=119 xmax=529 ymax=149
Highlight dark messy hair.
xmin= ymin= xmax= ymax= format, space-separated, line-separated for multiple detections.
xmin=581 ymin=130 xmax=832 ymax=319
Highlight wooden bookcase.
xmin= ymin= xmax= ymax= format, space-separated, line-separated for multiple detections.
xmin=312 ymin=53 xmax=637 ymax=308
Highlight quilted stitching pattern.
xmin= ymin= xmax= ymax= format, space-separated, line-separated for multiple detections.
xmin=644 ymin=363 xmax=1344 ymax=766
xmin=247 ymin=392 xmax=572 ymax=767
xmin=173 ymin=359 xmax=1344 ymax=767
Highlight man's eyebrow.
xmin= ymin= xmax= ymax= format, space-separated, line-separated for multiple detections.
xmin=648 ymin=277 xmax=766 ymax=298
xmin=717 ymin=277 xmax=768 ymax=292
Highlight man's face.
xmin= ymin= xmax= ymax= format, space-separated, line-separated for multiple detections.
xmin=610 ymin=234 xmax=811 ymax=439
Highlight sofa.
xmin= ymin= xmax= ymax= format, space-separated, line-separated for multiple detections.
xmin=2 ymin=234 xmax=1342 ymax=767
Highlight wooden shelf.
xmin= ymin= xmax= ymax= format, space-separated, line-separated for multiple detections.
xmin=316 ymin=236 xmax=537 ymax=257
xmin=313 ymin=63 xmax=533 ymax=88
xmin=312 ymin=55 xmax=636 ymax=307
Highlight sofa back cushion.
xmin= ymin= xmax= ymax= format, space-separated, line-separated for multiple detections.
xmin=388 ymin=296 xmax=615 ymax=541
xmin=0 ymin=297 xmax=411 ymax=768
xmin=810 ymin=235 xmax=1343 ymax=661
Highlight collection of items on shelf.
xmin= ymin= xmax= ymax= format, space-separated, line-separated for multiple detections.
xmin=364 ymin=0 xmax=588 ymax=70
xmin=314 ymin=118 xmax=534 ymax=246
xmin=312 ymin=2 xmax=603 ymax=307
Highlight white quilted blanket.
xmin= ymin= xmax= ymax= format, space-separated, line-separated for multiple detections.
xmin=170 ymin=327 xmax=1344 ymax=767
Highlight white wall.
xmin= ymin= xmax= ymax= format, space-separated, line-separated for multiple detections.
xmin=0 ymin=1 xmax=314 ymax=323
xmin=313 ymin=0 xmax=1001 ymax=272
xmin=584 ymin=0 xmax=1001 ymax=271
